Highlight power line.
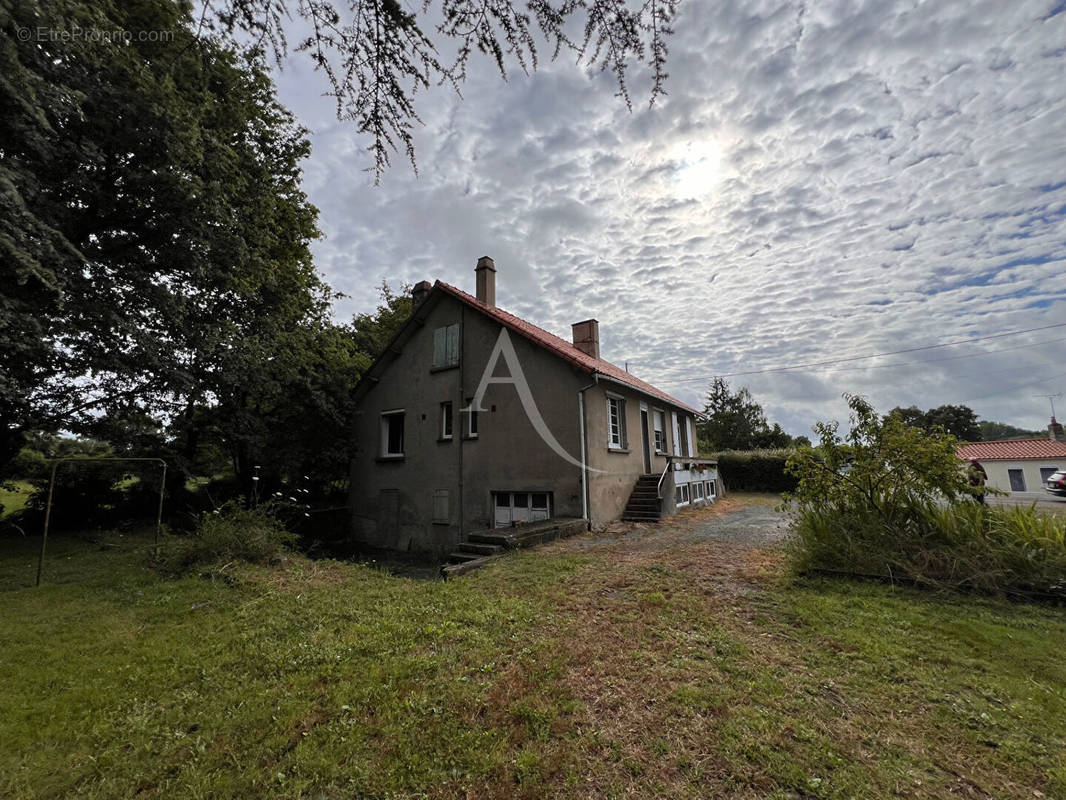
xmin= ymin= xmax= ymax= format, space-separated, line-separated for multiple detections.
xmin=664 ymin=321 xmax=1066 ymax=384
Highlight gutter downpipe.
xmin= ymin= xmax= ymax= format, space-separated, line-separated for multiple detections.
xmin=577 ymin=374 xmax=598 ymax=527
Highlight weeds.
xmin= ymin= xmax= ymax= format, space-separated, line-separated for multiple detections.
xmin=156 ymin=502 xmax=296 ymax=576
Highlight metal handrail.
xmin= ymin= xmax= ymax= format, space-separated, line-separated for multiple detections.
xmin=656 ymin=455 xmax=673 ymax=499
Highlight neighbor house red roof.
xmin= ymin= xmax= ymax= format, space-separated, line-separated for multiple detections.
xmin=436 ymin=281 xmax=701 ymax=414
xmin=957 ymin=439 xmax=1066 ymax=461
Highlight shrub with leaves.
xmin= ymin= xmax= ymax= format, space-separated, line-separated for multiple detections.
xmin=158 ymin=503 xmax=296 ymax=576
xmin=785 ymin=394 xmax=1066 ymax=598
xmin=714 ymin=449 xmax=799 ymax=493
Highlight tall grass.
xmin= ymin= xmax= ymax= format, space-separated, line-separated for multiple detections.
xmin=790 ymin=501 xmax=1066 ymax=598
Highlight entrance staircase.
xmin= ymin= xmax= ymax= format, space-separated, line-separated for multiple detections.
xmin=621 ymin=474 xmax=662 ymax=522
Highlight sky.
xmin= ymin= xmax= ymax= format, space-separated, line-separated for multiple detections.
xmin=267 ymin=0 xmax=1066 ymax=437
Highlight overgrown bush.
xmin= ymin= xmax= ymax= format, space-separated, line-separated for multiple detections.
xmin=790 ymin=501 xmax=1066 ymax=598
xmin=157 ymin=503 xmax=297 ymax=576
xmin=714 ymin=449 xmax=799 ymax=493
xmin=785 ymin=394 xmax=1066 ymax=598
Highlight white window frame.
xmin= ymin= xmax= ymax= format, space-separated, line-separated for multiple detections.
xmin=705 ymin=479 xmax=716 ymax=499
xmin=685 ymin=416 xmax=696 ymax=457
xmin=464 ymin=397 xmax=478 ymax=439
xmin=431 ymin=323 xmax=460 ymax=369
xmin=606 ymin=394 xmax=627 ymax=450
xmin=653 ymin=409 xmax=666 ymax=453
xmin=671 ymin=411 xmax=682 ymax=456
xmin=693 ymin=481 xmax=703 ymax=500
xmin=440 ymin=401 xmax=453 ymax=440
xmin=379 ymin=409 xmax=405 ymax=458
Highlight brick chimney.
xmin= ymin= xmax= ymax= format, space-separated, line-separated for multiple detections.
xmin=411 ymin=280 xmax=432 ymax=311
xmin=571 ymin=319 xmax=600 ymax=359
xmin=475 ymin=256 xmax=496 ymax=308
xmin=1050 ymin=417 xmax=1066 ymax=442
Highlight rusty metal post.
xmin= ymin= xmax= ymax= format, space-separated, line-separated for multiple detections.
xmin=155 ymin=461 xmax=167 ymax=559
xmin=36 ymin=460 xmax=58 ymax=587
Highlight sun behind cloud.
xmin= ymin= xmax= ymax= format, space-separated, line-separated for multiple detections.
xmin=672 ymin=139 xmax=725 ymax=198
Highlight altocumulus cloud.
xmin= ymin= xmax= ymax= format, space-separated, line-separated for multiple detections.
xmin=272 ymin=0 xmax=1066 ymax=435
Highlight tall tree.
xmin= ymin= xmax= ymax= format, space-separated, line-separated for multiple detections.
xmin=204 ymin=0 xmax=681 ymax=175
xmin=978 ymin=420 xmax=1043 ymax=441
xmin=698 ymin=378 xmax=794 ymax=452
xmin=0 ymin=0 xmax=321 ymax=476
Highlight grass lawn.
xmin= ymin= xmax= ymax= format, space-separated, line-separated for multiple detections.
xmin=2 ymin=496 xmax=1065 ymax=799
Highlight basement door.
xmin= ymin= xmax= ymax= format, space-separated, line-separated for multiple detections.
xmin=493 ymin=491 xmax=551 ymax=527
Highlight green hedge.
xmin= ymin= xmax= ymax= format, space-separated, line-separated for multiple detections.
xmin=713 ymin=449 xmax=799 ymax=493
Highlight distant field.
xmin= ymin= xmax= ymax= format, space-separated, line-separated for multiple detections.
xmin=1 ymin=497 xmax=1064 ymax=799
xmin=0 ymin=481 xmax=33 ymax=519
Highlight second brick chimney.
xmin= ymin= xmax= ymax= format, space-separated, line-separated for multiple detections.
xmin=1050 ymin=417 xmax=1066 ymax=443
xmin=571 ymin=319 xmax=600 ymax=360
xmin=475 ymin=256 xmax=496 ymax=308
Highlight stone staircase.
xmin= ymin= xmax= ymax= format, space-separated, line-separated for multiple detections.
xmin=621 ymin=474 xmax=662 ymax=522
xmin=442 ymin=518 xmax=587 ymax=578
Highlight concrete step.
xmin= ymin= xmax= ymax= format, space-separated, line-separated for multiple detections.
xmin=622 ymin=513 xmax=660 ymax=522
xmin=628 ymin=491 xmax=659 ymax=500
xmin=447 ymin=551 xmax=483 ymax=563
xmin=458 ymin=542 xmax=505 ymax=556
xmin=467 ymin=532 xmax=511 ymax=547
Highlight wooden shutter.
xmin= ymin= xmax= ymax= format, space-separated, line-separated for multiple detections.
xmin=433 ymin=489 xmax=450 ymax=523
xmin=432 ymin=327 xmax=446 ymax=367
xmin=446 ymin=324 xmax=460 ymax=365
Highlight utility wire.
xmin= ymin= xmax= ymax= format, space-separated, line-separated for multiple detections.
xmin=663 ymin=321 xmax=1066 ymax=383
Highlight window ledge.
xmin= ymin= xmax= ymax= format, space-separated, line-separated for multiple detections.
xmin=607 ymin=447 xmax=630 ymax=454
xmin=430 ymin=363 xmax=459 ymax=373
xmin=376 ymin=454 xmax=405 ymax=463
xmin=437 ymin=437 xmax=453 ymax=444
xmin=462 ymin=433 xmax=479 ymax=441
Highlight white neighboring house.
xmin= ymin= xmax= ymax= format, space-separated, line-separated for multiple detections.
xmin=957 ymin=420 xmax=1066 ymax=497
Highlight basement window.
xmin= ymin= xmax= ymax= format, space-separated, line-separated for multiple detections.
xmin=693 ymin=481 xmax=704 ymax=501
xmin=431 ymin=323 xmax=460 ymax=369
xmin=675 ymin=483 xmax=690 ymax=507
xmin=380 ymin=410 xmax=405 ymax=458
xmin=705 ymin=480 xmax=716 ymax=499
xmin=607 ymin=395 xmax=627 ymax=450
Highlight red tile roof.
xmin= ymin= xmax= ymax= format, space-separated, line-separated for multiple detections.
xmin=957 ymin=439 xmax=1066 ymax=461
xmin=435 ymin=281 xmax=700 ymax=414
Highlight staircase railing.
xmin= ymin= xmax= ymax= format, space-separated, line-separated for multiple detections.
xmin=656 ymin=456 xmax=672 ymax=500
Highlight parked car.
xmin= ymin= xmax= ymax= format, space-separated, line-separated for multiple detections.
xmin=1046 ymin=470 xmax=1066 ymax=497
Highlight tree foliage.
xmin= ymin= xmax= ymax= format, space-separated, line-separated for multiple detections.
xmin=978 ymin=420 xmax=1043 ymax=441
xmin=204 ymin=0 xmax=680 ymax=176
xmin=786 ymin=394 xmax=974 ymax=523
xmin=698 ymin=378 xmax=797 ymax=452
xmin=0 ymin=0 xmax=324 ymax=476
xmin=887 ymin=404 xmax=981 ymax=442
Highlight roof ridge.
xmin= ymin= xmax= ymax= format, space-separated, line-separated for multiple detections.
xmin=434 ymin=280 xmax=699 ymax=414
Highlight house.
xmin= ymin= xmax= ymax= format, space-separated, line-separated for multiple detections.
xmin=349 ymin=257 xmax=718 ymax=558
xmin=957 ymin=419 xmax=1066 ymax=496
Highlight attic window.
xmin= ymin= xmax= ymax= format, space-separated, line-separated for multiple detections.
xmin=432 ymin=323 xmax=460 ymax=369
